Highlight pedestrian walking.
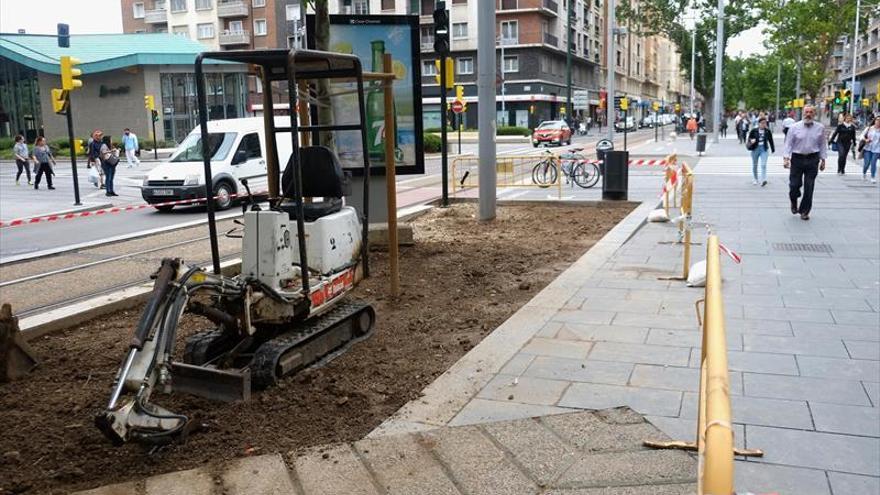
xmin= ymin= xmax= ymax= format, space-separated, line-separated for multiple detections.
xmin=13 ymin=134 xmax=32 ymax=185
xmin=95 ymin=131 xmax=120 ymax=197
xmin=782 ymin=105 xmax=826 ymax=220
xmin=828 ymin=113 xmax=857 ymax=175
xmin=720 ymin=117 xmax=728 ymax=138
xmin=31 ymin=136 xmax=56 ymax=190
xmin=747 ymin=117 xmax=775 ymax=186
xmin=860 ymin=116 xmax=880 ymax=183
xmin=686 ymin=116 xmax=697 ymax=139
xmin=87 ymin=130 xmax=105 ymax=189
xmin=782 ymin=113 xmax=796 ymax=138
xmin=738 ymin=116 xmax=751 ymax=145
xmin=121 ymin=128 xmax=140 ymax=168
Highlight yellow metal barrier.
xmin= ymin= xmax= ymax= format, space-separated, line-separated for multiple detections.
xmin=645 ymin=235 xmax=764 ymax=494
xmin=451 ymin=154 xmax=563 ymax=199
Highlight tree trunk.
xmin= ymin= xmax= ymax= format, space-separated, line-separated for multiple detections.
xmin=313 ymin=0 xmax=335 ymax=150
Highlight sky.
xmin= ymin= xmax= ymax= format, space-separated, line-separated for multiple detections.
xmin=0 ymin=0 xmax=767 ymax=57
xmin=0 ymin=0 xmax=123 ymax=35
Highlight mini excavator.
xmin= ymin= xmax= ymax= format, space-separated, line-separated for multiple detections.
xmin=96 ymin=49 xmax=376 ymax=446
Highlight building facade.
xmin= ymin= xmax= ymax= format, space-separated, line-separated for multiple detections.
xmin=826 ymin=17 xmax=880 ymax=119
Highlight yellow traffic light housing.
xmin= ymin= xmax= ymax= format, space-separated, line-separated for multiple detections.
xmin=51 ymin=88 xmax=69 ymax=114
xmin=455 ymin=85 xmax=463 ymax=101
xmin=433 ymin=58 xmax=454 ymax=89
xmin=144 ymin=95 xmax=155 ymax=111
xmin=620 ymin=97 xmax=629 ymax=111
xmin=60 ymin=56 xmax=83 ymax=91
xmin=73 ymin=139 xmax=84 ymax=155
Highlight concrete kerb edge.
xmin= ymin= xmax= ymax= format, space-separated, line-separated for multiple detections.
xmin=1 ymin=201 xmax=113 ymax=225
xmin=17 ymin=207 xmax=431 ymax=341
xmin=368 ymin=199 xmax=657 ymax=437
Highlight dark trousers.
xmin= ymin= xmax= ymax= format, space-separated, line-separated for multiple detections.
xmin=15 ymin=160 xmax=31 ymax=182
xmin=837 ymin=141 xmax=851 ymax=174
xmin=101 ymin=162 xmax=116 ymax=194
xmin=34 ymin=163 xmax=53 ymax=188
xmin=789 ymin=153 xmax=819 ymax=215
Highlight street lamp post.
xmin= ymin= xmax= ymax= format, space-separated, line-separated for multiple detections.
xmin=606 ymin=0 xmax=616 ymax=141
xmin=690 ymin=27 xmax=696 ymax=115
xmin=850 ymin=0 xmax=861 ymax=116
xmin=712 ymin=0 xmax=724 ymax=143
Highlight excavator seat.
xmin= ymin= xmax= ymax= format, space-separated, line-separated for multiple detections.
xmin=279 ymin=146 xmax=350 ymax=222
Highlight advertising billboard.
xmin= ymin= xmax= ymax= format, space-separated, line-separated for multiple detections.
xmin=306 ymin=14 xmax=424 ymax=175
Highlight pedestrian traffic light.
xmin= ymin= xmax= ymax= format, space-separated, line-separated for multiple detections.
xmin=151 ymin=109 xmax=160 ymax=122
xmin=60 ymin=56 xmax=82 ymax=91
xmin=73 ymin=139 xmax=84 ymax=155
xmin=144 ymin=95 xmax=155 ymax=111
xmin=434 ymin=58 xmax=454 ymax=88
xmin=432 ymin=3 xmax=449 ymax=54
xmin=57 ymin=23 xmax=70 ymax=48
xmin=51 ymin=88 xmax=69 ymax=114
xmin=833 ymin=92 xmax=842 ymax=105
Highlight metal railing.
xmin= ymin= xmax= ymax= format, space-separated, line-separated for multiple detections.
xmin=543 ymin=32 xmax=559 ymax=47
xmin=217 ymin=0 xmax=248 ymax=17
xmin=144 ymin=9 xmax=168 ymax=23
xmin=219 ymin=30 xmax=250 ymax=45
xmin=543 ymin=0 xmax=558 ymax=13
xmin=451 ymin=154 xmax=565 ymax=199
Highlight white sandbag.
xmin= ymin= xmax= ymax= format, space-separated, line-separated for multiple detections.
xmin=648 ymin=208 xmax=670 ymax=223
xmin=686 ymin=260 xmax=707 ymax=287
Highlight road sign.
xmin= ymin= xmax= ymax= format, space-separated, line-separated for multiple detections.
xmin=451 ymin=100 xmax=464 ymax=114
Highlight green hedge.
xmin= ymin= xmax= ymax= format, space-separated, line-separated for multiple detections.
xmin=497 ymin=126 xmax=530 ymax=136
xmin=424 ymin=133 xmax=441 ymax=153
xmin=0 ymin=137 xmax=13 ymax=150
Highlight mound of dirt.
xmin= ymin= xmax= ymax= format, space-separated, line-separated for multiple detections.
xmin=0 ymin=202 xmax=633 ymax=494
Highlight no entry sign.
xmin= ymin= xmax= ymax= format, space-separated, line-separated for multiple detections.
xmin=451 ymin=100 xmax=464 ymax=114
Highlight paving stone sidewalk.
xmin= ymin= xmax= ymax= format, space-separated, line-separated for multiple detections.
xmin=75 ymin=408 xmax=697 ymax=495
xmin=377 ymin=135 xmax=880 ymax=494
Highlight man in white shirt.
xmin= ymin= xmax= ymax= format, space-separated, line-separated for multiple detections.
xmin=122 ymin=128 xmax=140 ymax=168
xmin=782 ymin=114 xmax=796 ymax=138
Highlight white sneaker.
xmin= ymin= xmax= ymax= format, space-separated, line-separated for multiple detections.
xmin=864 ymin=174 xmax=868 ymax=182
xmin=872 ymin=178 xmax=877 ymax=183
xmin=752 ymin=179 xmax=758 ymax=185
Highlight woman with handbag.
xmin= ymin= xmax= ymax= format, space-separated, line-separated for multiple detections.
xmin=96 ymin=130 xmax=120 ymax=197
xmin=32 ymin=137 xmax=56 ymax=190
xmin=861 ymin=117 xmax=880 ymax=183
xmin=828 ymin=113 xmax=856 ymax=175
xmin=747 ymin=117 xmax=775 ymax=187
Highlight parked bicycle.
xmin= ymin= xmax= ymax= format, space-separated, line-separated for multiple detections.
xmin=531 ymin=148 xmax=601 ymax=189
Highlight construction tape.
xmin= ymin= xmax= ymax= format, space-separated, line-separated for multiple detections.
xmin=718 ymin=243 xmax=742 ymax=264
xmin=0 ymin=190 xmax=267 ymax=229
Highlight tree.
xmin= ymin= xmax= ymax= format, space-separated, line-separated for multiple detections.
xmin=617 ymin=0 xmax=761 ymax=127
xmin=723 ymin=54 xmax=797 ymax=110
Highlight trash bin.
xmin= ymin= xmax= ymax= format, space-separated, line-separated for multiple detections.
xmin=696 ymin=132 xmax=707 ymax=154
xmin=596 ymin=139 xmax=614 ymax=176
xmin=602 ymin=150 xmax=629 ymax=201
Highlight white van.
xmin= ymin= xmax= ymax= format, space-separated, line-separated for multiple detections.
xmin=141 ymin=117 xmax=293 ymax=211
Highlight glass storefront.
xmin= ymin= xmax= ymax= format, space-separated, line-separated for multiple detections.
xmin=0 ymin=61 xmax=41 ymax=141
xmin=160 ymin=72 xmax=247 ymax=143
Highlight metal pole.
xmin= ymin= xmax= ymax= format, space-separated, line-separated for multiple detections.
xmin=712 ymin=0 xmax=724 ymax=143
xmin=383 ymin=54 xmax=399 ymax=299
xmin=152 ymin=117 xmax=158 ymax=160
xmin=566 ymin=0 xmax=573 ymax=127
xmin=851 ymin=0 xmax=861 ymax=116
xmin=606 ymin=0 xmax=615 ymax=141
xmin=478 ymin=0 xmax=496 ymax=221
xmin=500 ymin=39 xmax=505 ymax=114
xmin=690 ymin=28 xmax=696 ymax=116
xmin=194 ymin=55 xmax=221 ymax=275
xmin=775 ymin=0 xmax=784 ymax=121
xmin=795 ymin=35 xmax=802 ymax=119
xmin=65 ymin=99 xmax=82 ymax=206
xmin=440 ymin=55 xmax=449 ymax=207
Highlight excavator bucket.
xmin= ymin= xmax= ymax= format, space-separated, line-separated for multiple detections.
xmin=0 ymin=303 xmax=39 ymax=381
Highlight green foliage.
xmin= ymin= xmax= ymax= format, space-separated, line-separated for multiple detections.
xmin=723 ymin=54 xmax=797 ymax=110
xmin=0 ymin=137 xmax=13 ymax=149
xmin=50 ymin=138 xmax=70 ymax=150
xmin=496 ymin=126 xmax=530 ymax=136
xmin=424 ymin=132 xmax=441 ymax=153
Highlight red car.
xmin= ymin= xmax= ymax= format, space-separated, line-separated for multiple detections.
xmin=532 ymin=120 xmax=572 ymax=147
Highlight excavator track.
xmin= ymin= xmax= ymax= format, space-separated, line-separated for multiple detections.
xmin=250 ymin=299 xmax=375 ymax=389
xmin=184 ymin=329 xmax=230 ymax=366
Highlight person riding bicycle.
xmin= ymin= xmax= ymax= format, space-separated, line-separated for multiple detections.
xmin=686 ymin=116 xmax=698 ymax=139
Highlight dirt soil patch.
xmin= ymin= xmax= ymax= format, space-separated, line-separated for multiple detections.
xmin=0 ymin=202 xmax=633 ymax=494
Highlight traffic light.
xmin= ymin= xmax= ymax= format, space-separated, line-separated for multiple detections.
xmin=834 ymin=91 xmax=842 ymax=105
xmin=57 ymin=23 xmax=70 ymax=48
xmin=843 ymin=89 xmax=852 ymax=103
xmin=455 ymin=85 xmax=464 ymax=101
xmin=60 ymin=56 xmax=82 ymax=91
xmin=72 ymin=139 xmax=84 ymax=155
xmin=51 ymin=88 xmax=69 ymax=114
xmin=434 ymin=58 xmax=454 ymax=88
xmin=432 ymin=2 xmax=449 ymax=54
xmin=151 ymin=109 xmax=160 ymax=122
xmin=620 ymin=97 xmax=629 ymax=111
xmin=674 ymin=103 xmax=681 ymax=112
xmin=144 ymin=95 xmax=155 ymax=111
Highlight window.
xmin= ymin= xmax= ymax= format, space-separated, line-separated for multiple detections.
xmin=381 ymin=0 xmax=394 ymax=10
xmin=173 ymin=25 xmax=189 ymax=37
xmin=134 ymin=29 xmax=146 ymax=33
xmin=500 ymin=20 xmax=518 ymax=43
xmin=254 ymin=19 xmax=267 ymax=36
xmin=234 ymin=133 xmax=262 ymax=162
xmin=171 ymin=0 xmax=186 ymax=12
xmin=452 ymin=0 xmax=466 ymax=4
xmin=196 ymin=0 xmax=211 ymax=9
xmin=500 ymin=0 xmax=517 ymax=8
xmin=616 ymin=50 xmax=621 ymax=67
xmin=228 ymin=20 xmax=244 ymax=32
xmin=354 ymin=0 xmax=368 ymax=14
xmin=286 ymin=3 xmax=299 ymax=20
xmin=423 ymin=60 xmax=437 ymax=76
xmin=540 ymin=56 xmax=550 ymax=73
xmin=253 ymin=0 xmax=265 ymax=6
xmin=452 ymin=22 xmax=468 ymax=39
xmin=421 ymin=26 xmax=434 ymax=46
xmin=197 ymin=23 xmax=215 ymax=39
xmin=456 ymin=57 xmax=473 ymax=75
xmin=503 ymin=55 xmax=518 ymax=73
xmin=133 ymin=2 xmax=145 ymax=18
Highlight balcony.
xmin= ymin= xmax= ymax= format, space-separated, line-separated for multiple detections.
xmin=543 ymin=32 xmax=558 ymax=47
xmin=421 ymin=41 xmax=434 ymax=52
xmin=218 ymin=1 xmax=248 ymax=17
xmin=144 ymin=9 xmax=167 ymax=23
xmin=540 ymin=0 xmax=558 ymax=16
xmin=219 ymin=30 xmax=250 ymax=46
